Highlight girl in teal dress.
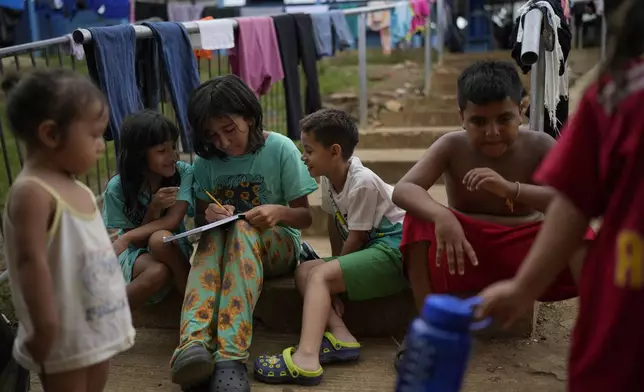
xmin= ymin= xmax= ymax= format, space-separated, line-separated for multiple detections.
xmin=102 ymin=110 xmax=194 ymax=308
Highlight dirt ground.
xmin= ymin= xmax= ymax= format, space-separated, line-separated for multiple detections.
xmin=9 ymin=48 xmax=599 ymax=391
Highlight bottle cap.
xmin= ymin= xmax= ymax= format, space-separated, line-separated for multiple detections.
xmin=422 ymin=295 xmax=479 ymax=332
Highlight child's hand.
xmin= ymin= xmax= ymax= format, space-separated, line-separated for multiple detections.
xmin=25 ymin=325 xmax=58 ymax=364
xmin=205 ymin=204 xmax=234 ymax=223
xmin=112 ymin=236 xmax=130 ymax=257
xmin=475 ymin=279 xmax=534 ymax=329
xmin=151 ymin=187 xmax=180 ymax=211
xmin=245 ymin=205 xmax=283 ymax=229
xmin=463 ymin=168 xmax=515 ymax=199
xmin=434 ymin=211 xmax=478 ymax=275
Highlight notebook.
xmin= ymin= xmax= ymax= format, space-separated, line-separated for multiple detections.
xmin=163 ymin=214 xmax=245 ymax=243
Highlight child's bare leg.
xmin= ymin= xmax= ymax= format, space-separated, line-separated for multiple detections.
xmin=127 ymin=254 xmax=172 ymax=308
xmin=294 ymin=261 xmax=355 ymax=342
xmin=568 ymin=243 xmax=589 ymax=284
xmin=291 ymin=260 xmax=347 ymax=371
xmin=40 ymin=367 xmax=87 ymax=392
xmin=148 ymin=230 xmax=190 ymax=295
xmin=86 ymin=361 xmax=110 ymax=392
xmin=404 ymin=241 xmax=433 ymax=313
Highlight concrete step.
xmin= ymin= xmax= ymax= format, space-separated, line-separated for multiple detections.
xmin=358 ymin=126 xmax=455 ymax=149
xmin=353 ymin=148 xmax=427 ymax=185
xmin=378 ymin=110 xmax=463 ymax=128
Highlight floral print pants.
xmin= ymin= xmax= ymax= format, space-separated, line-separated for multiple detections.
xmin=171 ymin=220 xmax=297 ymax=363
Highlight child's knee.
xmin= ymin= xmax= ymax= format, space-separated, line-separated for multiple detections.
xmin=295 ymin=260 xmax=324 ymax=286
xmin=148 ymin=230 xmax=173 ymax=252
xmin=307 ymin=261 xmax=345 ymax=292
xmin=146 ymin=261 xmax=172 ymax=288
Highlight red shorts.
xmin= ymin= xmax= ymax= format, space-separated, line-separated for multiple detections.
xmin=400 ymin=210 xmax=596 ymax=302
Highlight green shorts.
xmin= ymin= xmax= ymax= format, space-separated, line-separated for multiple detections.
xmin=323 ymin=241 xmax=409 ymax=301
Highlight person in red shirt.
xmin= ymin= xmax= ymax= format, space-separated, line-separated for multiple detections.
xmin=477 ymin=1 xmax=644 ymax=391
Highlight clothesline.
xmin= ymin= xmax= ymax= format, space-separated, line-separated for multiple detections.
xmin=73 ymin=1 xmax=407 ymax=44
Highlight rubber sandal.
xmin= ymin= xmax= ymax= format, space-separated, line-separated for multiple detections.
xmin=254 ymin=347 xmax=324 ymax=386
xmin=171 ymin=345 xmax=214 ymax=388
xmin=319 ymin=332 xmax=361 ymax=364
xmin=210 ymin=361 xmax=250 ymax=392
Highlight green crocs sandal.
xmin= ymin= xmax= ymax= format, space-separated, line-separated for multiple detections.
xmin=319 ymin=332 xmax=361 ymax=364
xmin=254 ymin=347 xmax=324 ymax=386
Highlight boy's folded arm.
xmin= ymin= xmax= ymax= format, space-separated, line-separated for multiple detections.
xmin=327 ymin=215 xmax=344 ymax=257
xmin=392 ymin=136 xmax=452 ymax=223
xmin=340 ymin=230 xmax=369 ymax=256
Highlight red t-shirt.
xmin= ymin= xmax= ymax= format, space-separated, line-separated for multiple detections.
xmin=534 ymin=60 xmax=644 ymax=392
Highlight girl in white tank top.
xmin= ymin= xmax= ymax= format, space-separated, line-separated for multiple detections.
xmin=1 ymin=69 xmax=134 ymax=391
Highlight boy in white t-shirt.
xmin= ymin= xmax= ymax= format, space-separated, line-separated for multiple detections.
xmin=253 ymin=109 xmax=409 ymax=386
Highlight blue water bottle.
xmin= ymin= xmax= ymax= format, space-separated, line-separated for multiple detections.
xmin=395 ymin=295 xmax=491 ymax=392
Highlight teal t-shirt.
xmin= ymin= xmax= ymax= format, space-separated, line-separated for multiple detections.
xmin=102 ymin=160 xmax=194 ymax=231
xmin=192 ymin=132 xmax=318 ymax=249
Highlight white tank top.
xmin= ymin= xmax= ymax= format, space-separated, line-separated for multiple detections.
xmin=3 ymin=176 xmax=135 ymax=374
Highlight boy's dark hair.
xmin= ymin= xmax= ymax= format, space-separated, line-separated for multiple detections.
xmin=457 ymin=60 xmax=523 ymax=111
xmin=600 ymin=0 xmax=644 ymax=108
xmin=300 ymin=109 xmax=358 ymax=160
xmin=188 ymin=74 xmax=265 ymax=159
xmin=2 ymin=69 xmax=106 ymax=145
xmin=117 ymin=110 xmax=181 ymax=226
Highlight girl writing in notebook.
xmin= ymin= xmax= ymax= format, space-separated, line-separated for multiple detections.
xmin=170 ymin=74 xmax=317 ymax=391
xmin=102 ymin=110 xmax=194 ymax=308
xmin=1 ymin=69 xmax=134 ymax=391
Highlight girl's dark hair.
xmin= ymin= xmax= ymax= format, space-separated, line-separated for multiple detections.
xmin=117 ymin=110 xmax=181 ymax=226
xmin=1 ymin=69 xmax=106 ymax=145
xmin=188 ymin=74 xmax=265 ymax=159
xmin=600 ymin=0 xmax=644 ymax=108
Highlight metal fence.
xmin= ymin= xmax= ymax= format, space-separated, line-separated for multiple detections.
xmin=0 ymin=2 xmax=436 ymax=207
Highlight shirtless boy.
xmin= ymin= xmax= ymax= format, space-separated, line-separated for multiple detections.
xmin=392 ymin=61 xmax=593 ymax=315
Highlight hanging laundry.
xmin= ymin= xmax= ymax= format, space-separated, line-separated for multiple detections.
xmin=167 ymin=1 xmax=206 ymax=22
xmin=310 ymin=10 xmax=354 ymax=58
xmin=136 ymin=35 xmax=160 ymax=111
xmin=335 ymin=3 xmax=360 ymax=40
xmin=272 ymin=13 xmax=321 ymax=140
xmin=408 ymin=0 xmax=429 ymax=40
xmin=391 ymin=2 xmax=411 ymax=48
xmin=142 ymin=22 xmax=201 ymax=152
xmin=192 ymin=17 xmax=235 ymax=59
xmin=510 ymin=0 xmax=571 ymax=135
xmin=84 ymin=25 xmax=142 ymax=147
xmin=229 ymin=16 xmax=284 ymax=97
xmin=366 ymin=1 xmax=392 ymax=55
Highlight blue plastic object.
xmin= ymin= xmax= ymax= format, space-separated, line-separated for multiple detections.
xmin=395 ymin=295 xmax=490 ymax=392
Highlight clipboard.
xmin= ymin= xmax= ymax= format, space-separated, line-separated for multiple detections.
xmin=163 ymin=214 xmax=245 ymax=243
